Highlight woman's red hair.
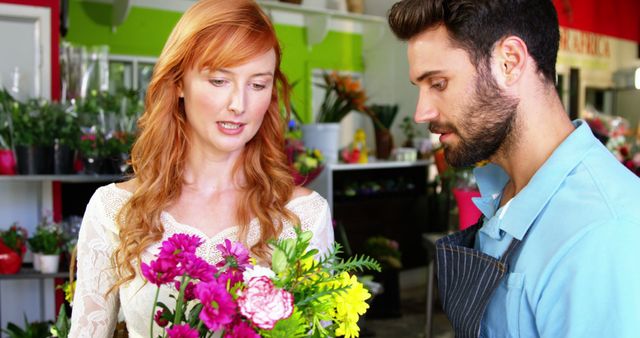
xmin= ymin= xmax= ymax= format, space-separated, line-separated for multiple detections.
xmin=111 ymin=0 xmax=298 ymax=291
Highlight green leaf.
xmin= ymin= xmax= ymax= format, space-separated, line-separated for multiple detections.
xmin=260 ymin=309 xmax=308 ymax=338
xmin=272 ymin=246 xmax=287 ymax=274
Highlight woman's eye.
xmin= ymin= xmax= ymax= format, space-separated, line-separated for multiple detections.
xmin=431 ymin=79 xmax=447 ymax=91
xmin=251 ymin=83 xmax=267 ymax=91
xmin=209 ymin=79 xmax=227 ymax=87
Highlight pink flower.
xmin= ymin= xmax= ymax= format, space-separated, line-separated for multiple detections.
xmin=141 ymin=257 xmax=179 ymax=286
xmin=224 ymin=320 xmax=260 ymax=338
xmin=166 ymin=324 xmax=199 ymax=338
xmin=160 ymin=234 xmax=203 ymax=262
xmin=217 ymin=269 xmax=244 ymax=287
xmin=216 ymin=239 xmax=250 ymax=269
xmin=154 ymin=309 xmax=170 ymax=327
xmin=238 ymin=276 xmax=293 ymax=330
xmin=195 ymin=279 xmax=236 ymax=331
xmin=182 ymin=256 xmax=217 ymax=282
xmin=174 ymin=280 xmax=196 ymax=301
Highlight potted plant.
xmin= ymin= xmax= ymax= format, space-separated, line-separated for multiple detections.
xmin=50 ymin=101 xmax=80 ymax=174
xmin=362 ymin=236 xmax=403 ymax=318
xmin=366 ymin=104 xmax=398 ymax=160
xmin=302 ymin=71 xmax=368 ymax=163
xmin=31 ymin=220 xmax=66 ymax=274
xmin=11 ymin=98 xmax=58 ymax=174
xmin=0 ymin=223 xmax=28 ymax=274
xmin=0 ymin=89 xmax=16 ymax=175
xmin=1 ymin=315 xmax=51 ymax=338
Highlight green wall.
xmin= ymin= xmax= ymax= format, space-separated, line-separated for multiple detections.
xmin=65 ymin=1 xmax=363 ymax=122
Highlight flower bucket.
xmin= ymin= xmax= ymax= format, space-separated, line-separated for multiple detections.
xmin=301 ymin=123 xmax=340 ymax=164
xmin=40 ymin=254 xmax=60 ymax=273
xmin=15 ymin=145 xmax=53 ymax=174
xmin=452 ymin=188 xmax=482 ymax=230
xmin=53 ymin=141 xmax=74 ymax=174
xmin=0 ymin=149 xmax=16 ymax=175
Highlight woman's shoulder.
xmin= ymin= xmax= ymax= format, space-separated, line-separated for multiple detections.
xmin=286 ymin=187 xmax=330 ymax=227
xmin=287 ymin=187 xmax=326 ymax=209
xmin=84 ymin=180 xmax=135 ymax=227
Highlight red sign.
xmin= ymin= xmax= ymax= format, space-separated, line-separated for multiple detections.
xmin=553 ymin=0 xmax=640 ymax=43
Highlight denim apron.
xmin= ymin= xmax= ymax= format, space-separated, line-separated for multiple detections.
xmin=435 ymin=220 xmax=521 ymax=338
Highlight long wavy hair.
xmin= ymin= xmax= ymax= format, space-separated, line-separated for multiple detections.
xmin=111 ymin=0 xmax=298 ymax=291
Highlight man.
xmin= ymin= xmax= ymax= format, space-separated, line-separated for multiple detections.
xmin=388 ymin=1 xmax=640 ymax=337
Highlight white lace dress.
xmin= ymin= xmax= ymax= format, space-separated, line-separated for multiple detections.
xmin=69 ymin=183 xmax=334 ymax=338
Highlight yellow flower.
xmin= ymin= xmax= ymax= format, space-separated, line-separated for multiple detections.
xmin=331 ymin=272 xmax=371 ymax=337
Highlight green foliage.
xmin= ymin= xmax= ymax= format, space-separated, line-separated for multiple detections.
xmin=0 ymin=223 xmax=27 ymax=254
xmin=50 ymin=305 xmax=71 ymax=338
xmin=0 ymin=88 xmax=16 ymax=149
xmin=262 ymin=309 xmax=308 ymax=338
xmin=399 ymin=116 xmax=423 ymax=144
xmin=266 ymin=228 xmax=381 ymax=337
xmin=363 ymin=236 xmax=402 ymax=270
xmin=315 ymin=72 xmax=367 ymax=123
xmin=29 ymin=219 xmax=67 ymax=255
xmin=368 ymin=104 xmax=399 ymax=130
xmin=1 ymin=315 xmax=51 ymax=338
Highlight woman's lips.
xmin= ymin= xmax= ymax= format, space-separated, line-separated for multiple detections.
xmin=217 ymin=121 xmax=245 ymax=135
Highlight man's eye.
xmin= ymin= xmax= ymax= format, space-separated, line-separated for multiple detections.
xmin=209 ymin=79 xmax=227 ymax=87
xmin=431 ymin=79 xmax=447 ymax=91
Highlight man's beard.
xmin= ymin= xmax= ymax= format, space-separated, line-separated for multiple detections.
xmin=439 ymin=66 xmax=520 ymax=167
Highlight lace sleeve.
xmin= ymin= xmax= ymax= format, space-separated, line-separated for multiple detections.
xmin=308 ymin=197 xmax=334 ymax=257
xmin=69 ymin=188 xmax=121 ymax=338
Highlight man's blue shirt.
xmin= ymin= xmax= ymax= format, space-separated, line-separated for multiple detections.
xmin=473 ymin=120 xmax=640 ymax=337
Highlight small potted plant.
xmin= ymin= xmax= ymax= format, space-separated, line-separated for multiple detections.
xmin=50 ymin=101 xmax=80 ymax=174
xmin=32 ymin=221 xmax=66 ymax=274
xmin=303 ymin=71 xmax=369 ymax=163
xmin=0 ymin=223 xmax=28 ymax=274
xmin=366 ymin=104 xmax=399 ymax=160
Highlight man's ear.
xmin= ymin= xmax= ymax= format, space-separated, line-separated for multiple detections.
xmin=493 ymin=36 xmax=528 ymax=86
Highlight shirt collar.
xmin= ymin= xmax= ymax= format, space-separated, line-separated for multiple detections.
xmin=472 ymin=120 xmax=597 ymax=240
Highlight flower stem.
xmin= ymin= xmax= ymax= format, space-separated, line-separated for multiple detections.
xmin=150 ymin=286 xmax=160 ymax=338
xmin=173 ymin=275 xmax=189 ymax=324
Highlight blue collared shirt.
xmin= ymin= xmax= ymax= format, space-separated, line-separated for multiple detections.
xmin=473 ymin=120 xmax=640 ymax=338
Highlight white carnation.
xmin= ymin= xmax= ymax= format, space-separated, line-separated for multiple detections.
xmin=242 ymin=265 xmax=275 ymax=283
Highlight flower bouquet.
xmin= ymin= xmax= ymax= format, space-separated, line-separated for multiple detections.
xmin=143 ymin=227 xmax=380 ymax=337
xmin=315 ymin=72 xmax=367 ymax=123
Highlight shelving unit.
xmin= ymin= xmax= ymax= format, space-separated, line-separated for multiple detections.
xmin=307 ymin=160 xmax=434 ymax=269
xmin=0 ymin=174 xmax=122 ymax=331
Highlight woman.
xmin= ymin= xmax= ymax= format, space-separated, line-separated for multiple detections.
xmin=69 ymin=1 xmax=333 ymax=337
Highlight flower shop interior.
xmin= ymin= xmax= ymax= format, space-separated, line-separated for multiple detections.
xmin=0 ymin=0 xmax=639 ymax=337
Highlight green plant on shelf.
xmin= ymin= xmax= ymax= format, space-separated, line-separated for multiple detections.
xmin=29 ymin=218 xmax=68 ymax=255
xmin=1 ymin=315 xmax=51 ymax=338
xmin=363 ymin=236 xmax=402 ymax=270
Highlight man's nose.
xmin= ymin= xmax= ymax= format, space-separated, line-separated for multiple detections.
xmin=414 ymin=93 xmax=438 ymax=123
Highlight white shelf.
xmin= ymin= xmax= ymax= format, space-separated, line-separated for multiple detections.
xmin=327 ymin=159 xmax=432 ymax=171
xmin=258 ymin=1 xmax=387 ymax=48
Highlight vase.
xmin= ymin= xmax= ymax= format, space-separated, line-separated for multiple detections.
xmin=0 ymin=149 xmax=16 ymax=175
xmin=374 ymin=128 xmax=394 ymax=160
xmin=452 ymin=187 xmax=482 ymax=230
xmin=40 ymin=254 xmax=60 ymax=273
xmin=346 ymin=0 xmax=364 ymax=13
xmin=53 ymin=140 xmax=74 ymax=174
xmin=301 ymin=123 xmax=341 ymax=164
xmin=15 ymin=145 xmax=54 ymax=175
xmin=32 ymin=252 xmax=42 ymax=271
